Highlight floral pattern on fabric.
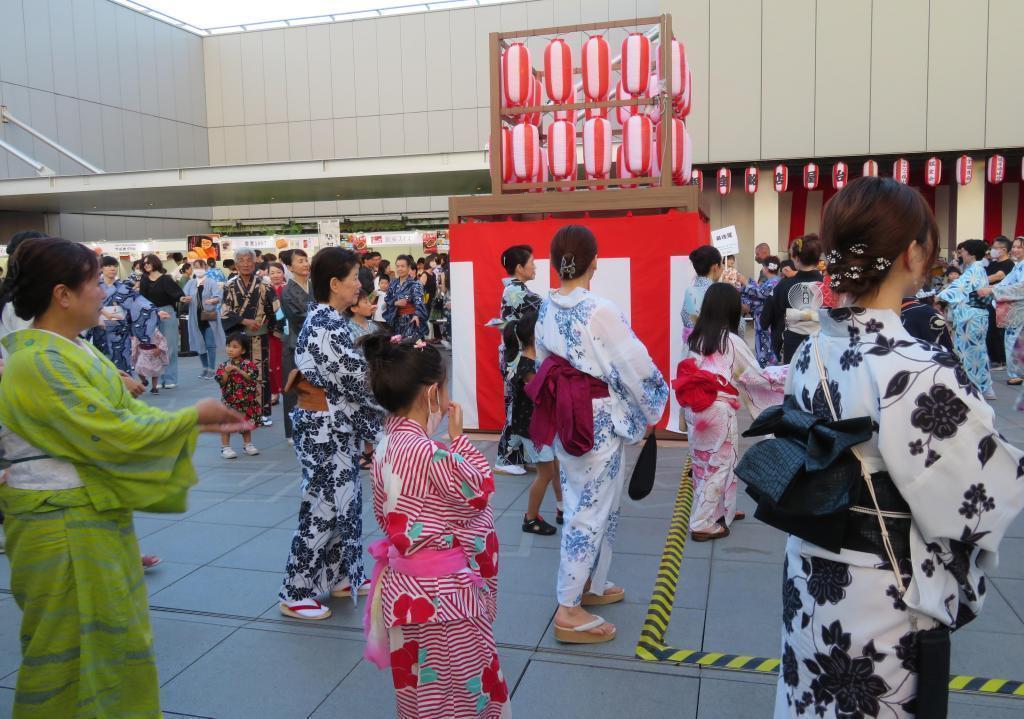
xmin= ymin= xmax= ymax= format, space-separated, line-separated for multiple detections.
xmin=87 ymin=278 xmax=159 ymax=373
xmin=742 ymin=276 xmax=781 ymax=367
xmin=215 ymin=358 xmax=261 ymax=423
xmin=383 ymin=276 xmax=428 ymax=340
xmin=937 ymin=262 xmax=992 ymax=394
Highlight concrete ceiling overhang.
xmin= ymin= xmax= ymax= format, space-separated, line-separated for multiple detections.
xmin=0 ymin=152 xmax=490 ymax=213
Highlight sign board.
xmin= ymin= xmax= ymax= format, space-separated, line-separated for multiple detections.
xmin=318 ymin=219 xmax=340 ymax=249
xmin=711 ymin=225 xmax=739 ymax=257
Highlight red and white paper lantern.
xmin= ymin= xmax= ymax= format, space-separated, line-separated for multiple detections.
xmin=582 ymin=35 xmax=611 ymax=102
xmin=543 ymin=38 xmax=573 ymax=104
xmin=622 ymin=115 xmax=654 ymax=175
xmin=616 ymin=144 xmax=638 ymax=189
xmin=745 ymin=166 xmax=758 ymax=194
xmin=773 ymin=164 xmax=789 ymax=192
xmin=519 ymin=76 xmax=542 ymax=125
xmin=862 ymin=159 xmax=879 ymax=178
xmin=511 ymin=123 xmax=540 ymax=181
xmin=554 ymin=87 xmax=578 ymax=122
xmin=832 ymin=162 xmax=849 ymax=190
xmin=690 ymin=168 xmax=703 ymax=190
xmin=583 ymin=117 xmax=612 ymax=178
xmin=620 ymin=33 xmax=651 ymax=95
xmin=527 ymin=151 xmax=548 ymax=193
xmin=674 ymin=69 xmax=692 ymax=118
xmin=717 ymin=167 xmax=732 ymax=195
xmin=491 ymin=127 xmax=513 ymax=183
xmin=955 ymin=155 xmax=973 ymax=185
xmin=925 ymin=157 xmax=942 ymax=187
xmin=987 ymin=155 xmax=1006 ymax=184
xmin=615 ymin=80 xmax=642 ymax=126
xmin=647 ymin=74 xmax=662 ymax=123
xmin=656 ymin=39 xmax=688 ymax=98
xmin=502 ymin=43 xmax=532 ymax=107
xmin=655 ymin=119 xmax=690 ymax=183
xmin=893 ymin=158 xmax=910 ymax=185
xmin=803 ymin=163 xmax=819 ymax=190
xmin=547 ymin=120 xmax=576 ymax=181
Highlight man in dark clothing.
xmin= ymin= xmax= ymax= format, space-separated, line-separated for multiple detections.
xmin=358 ymin=251 xmax=381 ymax=294
xmin=986 ymin=236 xmax=1014 ymax=367
xmin=900 ymin=295 xmax=953 ymax=351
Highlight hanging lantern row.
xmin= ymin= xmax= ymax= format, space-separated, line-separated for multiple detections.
xmin=925 ymin=157 xmax=942 ymax=187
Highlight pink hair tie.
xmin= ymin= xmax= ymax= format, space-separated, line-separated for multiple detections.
xmin=390 ymin=335 xmax=403 ymax=344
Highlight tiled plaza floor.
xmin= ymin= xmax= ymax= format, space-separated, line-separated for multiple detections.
xmin=1 ymin=355 xmax=1023 ymax=718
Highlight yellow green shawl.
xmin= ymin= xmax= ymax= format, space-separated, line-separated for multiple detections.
xmin=0 ymin=329 xmax=199 ymax=513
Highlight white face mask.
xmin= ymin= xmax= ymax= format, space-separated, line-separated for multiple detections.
xmin=193 ymin=269 xmax=207 ymax=278
xmin=426 ymin=384 xmax=445 ymax=436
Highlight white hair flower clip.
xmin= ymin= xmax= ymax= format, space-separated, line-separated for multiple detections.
xmin=874 ymin=257 xmax=892 ymax=270
xmin=849 ymin=244 xmax=867 ymax=255
xmin=559 ymin=254 xmax=577 ymax=279
xmin=825 ymin=249 xmax=842 ymax=264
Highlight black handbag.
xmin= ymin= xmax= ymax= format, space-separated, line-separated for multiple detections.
xmin=627 ymin=433 xmax=657 ymax=501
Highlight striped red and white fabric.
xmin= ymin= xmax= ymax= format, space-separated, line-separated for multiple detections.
xmin=502 ymin=43 xmax=532 ymax=107
xmin=511 ymin=123 xmax=540 ymax=181
xmin=621 ymin=33 xmax=651 ymax=95
xmin=554 ymin=87 xmax=578 ymax=121
xmin=893 ymin=158 xmax=910 ymax=185
xmin=655 ymin=118 xmax=689 ymax=182
xmin=585 ymin=105 xmax=609 ymax=120
xmin=832 ymin=162 xmax=849 ymax=189
xmin=987 ymin=154 xmax=1006 ymax=184
xmin=547 ymin=120 xmax=576 ymax=180
xmin=774 ymin=164 xmax=789 ymax=192
xmin=745 ymin=166 xmax=758 ymax=194
xmin=529 ymin=150 xmax=548 ymax=192
xmin=657 ymin=39 xmax=688 ymax=98
xmin=622 ymin=115 xmax=654 ymax=175
xmin=647 ymin=74 xmax=662 ymax=123
xmin=925 ymin=157 xmax=942 ymax=187
xmin=583 ymin=117 xmax=611 ymax=178
xmin=616 ymin=144 xmax=638 ymax=189
xmin=690 ymin=168 xmax=703 ymax=190
xmin=803 ymin=163 xmax=819 ymax=190
xmin=615 ymin=80 xmax=642 ymax=126
xmin=862 ymin=159 xmax=879 ymax=177
xmin=955 ymin=155 xmax=973 ymax=185
xmin=543 ymin=38 xmax=573 ymax=103
xmin=717 ymin=167 xmax=731 ymax=195
xmin=674 ymin=68 xmax=692 ymax=118
xmin=490 ymin=127 xmax=513 ymax=184
xmin=581 ymin=35 xmax=611 ymax=102
xmin=518 ymin=77 xmax=542 ymax=126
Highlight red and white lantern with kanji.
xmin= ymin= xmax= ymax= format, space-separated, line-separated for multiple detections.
xmin=616 ymin=144 xmax=638 ymax=189
xmin=832 ymin=162 xmax=849 ymax=189
xmin=655 ymin=118 xmax=690 ymax=183
xmin=582 ymin=35 xmax=611 ymax=102
xmin=773 ymin=164 xmax=788 ymax=192
xmin=621 ymin=33 xmax=651 ymax=95
xmin=955 ymin=156 xmax=973 ymax=185
xmin=987 ymin=155 xmax=1006 ymax=184
xmin=622 ymin=115 xmax=654 ymax=176
xmin=615 ymin=80 xmax=642 ymax=126
xmin=893 ymin=158 xmax=910 ymax=185
xmin=925 ymin=157 xmax=942 ymax=187
xmin=657 ymin=39 xmax=688 ymax=98
xmin=543 ymin=38 xmax=573 ymax=104
xmin=583 ymin=117 xmax=612 ymax=178
xmin=862 ymin=159 xmax=879 ymax=177
xmin=511 ymin=123 xmax=540 ymax=181
xmin=690 ymin=168 xmax=703 ymax=190
xmin=502 ymin=43 xmax=532 ymax=107
xmin=717 ymin=167 xmax=732 ymax=195
xmin=803 ymin=163 xmax=819 ymax=190
xmin=745 ymin=166 xmax=758 ymax=194
xmin=491 ymin=127 xmax=513 ymax=184
xmin=547 ymin=120 xmax=576 ymax=181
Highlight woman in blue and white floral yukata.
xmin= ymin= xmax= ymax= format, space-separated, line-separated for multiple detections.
xmin=533 ymin=225 xmax=669 ymax=644
xmin=383 ymin=254 xmax=427 ymax=340
xmin=937 ymin=239 xmax=994 ymax=398
xmin=977 ymin=236 xmax=1024 ymax=386
xmin=741 ymin=256 xmax=783 ymax=367
xmin=278 ymin=248 xmax=384 ymax=621
xmin=89 ymin=255 xmax=159 ymax=374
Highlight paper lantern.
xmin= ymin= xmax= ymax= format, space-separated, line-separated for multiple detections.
xmin=655 ymin=119 xmax=690 ymax=183
xmin=582 ymin=35 xmax=611 ymax=101
xmin=491 ymin=127 xmax=513 ymax=183
xmin=616 ymin=144 xmax=638 ymax=189
xmin=529 ymin=150 xmax=548 ymax=192
xmin=832 ymin=162 xmax=849 ymax=190
xmin=615 ymin=80 xmax=642 ymax=126
xmin=621 ymin=33 xmax=651 ymax=95
xmin=511 ymin=123 xmax=540 ymax=181
xmin=690 ymin=168 xmax=703 ymax=190
xmin=502 ymin=43 xmax=532 ymax=107
xmin=955 ymin=155 xmax=973 ymax=185
xmin=544 ymin=38 xmax=573 ymax=103
xmin=893 ymin=158 xmax=910 ymax=185
xmin=987 ymin=155 xmax=1006 ymax=184
xmin=585 ymin=106 xmax=609 ymax=120
xmin=717 ymin=167 xmax=732 ymax=195
xmin=803 ymin=163 xmax=819 ymax=190
xmin=674 ymin=69 xmax=692 ymax=118
xmin=773 ymin=164 xmax=789 ymax=192
xmin=925 ymin=157 xmax=942 ymax=187
xmin=647 ymin=74 xmax=662 ymax=123
xmin=583 ymin=117 xmax=611 ymax=178
xmin=745 ymin=166 xmax=758 ymax=194
xmin=862 ymin=159 xmax=879 ymax=178
xmin=554 ymin=87 xmax=578 ymax=122
xmin=519 ymin=76 xmax=542 ymax=126
xmin=656 ymin=39 xmax=688 ymax=98
xmin=622 ymin=115 xmax=654 ymax=175
xmin=547 ymin=120 xmax=576 ymax=180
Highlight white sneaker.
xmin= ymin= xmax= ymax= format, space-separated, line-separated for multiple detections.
xmin=261 ymin=416 xmax=273 ymax=427
xmin=983 ymin=389 xmax=998 ymax=400
xmin=163 ymin=383 xmax=177 ymax=389
xmin=287 ymin=438 xmax=294 ymax=446
xmin=221 ymin=446 xmax=238 ymax=459
xmin=243 ymin=443 xmax=260 ymax=456
xmin=494 ymin=464 xmax=527 ymax=476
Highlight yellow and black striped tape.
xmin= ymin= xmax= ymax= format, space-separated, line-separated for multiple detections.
xmin=633 ymin=458 xmax=1024 ymax=698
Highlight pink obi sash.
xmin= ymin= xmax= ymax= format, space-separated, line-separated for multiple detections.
xmin=363 ymin=537 xmax=482 ymax=669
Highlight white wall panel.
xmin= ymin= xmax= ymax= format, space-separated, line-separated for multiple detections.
xmin=224 ymin=126 xmax=246 ymax=164
xmin=665 ymin=0 xmax=710 ymax=164
xmin=262 ymin=31 xmax=288 ymax=124
xmin=310 ymin=119 xmax=334 ymax=159
xmin=285 ymin=30 xmax=311 ymax=122
xmin=500 ymin=1 xmax=530 ymax=30
xmin=144 ymin=115 xmax=165 ymax=167
xmin=238 ymin=33 xmax=266 ymax=125
xmin=244 ymin=125 xmax=269 ymax=163
xmin=154 ymin=25 xmax=176 ymax=120
xmin=986 ymin=0 xmax=1024 ymax=148
xmin=399 ymin=14 xmax=428 ymax=113
xmin=28 ymin=89 xmax=60 ymax=172
xmin=172 ymin=32 xmax=192 ymax=125
xmin=193 ymin=126 xmax=209 ymax=165
xmin=870 ymin=0 xmax=928 ymax=154
xmin=78 ymin=99 xmax=105 ymax=169
xmin=136 ymin=15 xmax=160 ymax=117
xmin=159 ymin=118 xmax=177 ymax=169
xmin=202 ymin=35 xmax=224 ymax=128
xmin=761 ymin=0 xmax=814 ymax=159
xmin=356 ymin=116 xmax=381 ymax=157
xmin=473 ymin=6 xmax=502 ymax=109
xmin=329 ymin=23 xmax=356 ymax=119
xmin=23 ymin=0 xmax=55 ymax=93
xmin=452 ymin=108 xmax=479 ymax=152
xmin=49 ymin=0 xmax=77 ymax=97
xmin=334 ymin=118 xmax=358 ymax=158
xmin=115 ymin=7 xmax=141 ymax=113
xmin=122 ymin=111 xmax=144 ymax=171
xmin=306 ymin=26 xmax=333 ymax=121
xmin=0 ymin=0 xmax=28 ymax=86
xmin=95 ymin=0 xmax=122 ymax=108
xmin=219 ymin=35 xmax=245 ymax=127
xmin=288 ymin=122 xmax=313 ymax=161
xmin=403 ymin=113 xmax=429 ymax=155
xmin=928 ymin=0 xmax=987 ymax=151
xmin=709 ymin=0 xmax=760 ymax=161
xmin=352 ymin=20 xmax=381 ymax=116
xmin=815 ymin=0 xmax=870 ymax=156
xmin=377 ymin=18 xmax=405 ymax=116
xmin=424 ymin=12 xmax=453 ymax=112
xmin=379 ymin=114 xmax=405 ymax=156
xmin=188 ymin=35 xmax=207 ymax=127
xmin=101 ymin=106 xmax=125 ymax=171
xmin=427 ymin=110 xmax=454 ymax=153
xmin=449 ymin=10 xmax=477 ymax=110
xmin=176 ymin=122 xmax=196 ymax=168
xmin=55 ymin=96 xmax=83 ymax=175
xmin=266 ymin=123 xmax=290 ymax=162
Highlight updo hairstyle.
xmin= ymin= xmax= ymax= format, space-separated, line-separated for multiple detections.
xmin=500 ymin=245 xmax=533 ymax=276
xmin=821 ymin=177 xmax=938 ymax=298
xmin=6 ymin=237 xmax=99 ymax=321
xmin=550 ymin=225 xmax=598 ymax=281
xmin=789 ymin=234 xmax=822 ymax=267
xmin=359 ymin=332 xmax=447 ymax=413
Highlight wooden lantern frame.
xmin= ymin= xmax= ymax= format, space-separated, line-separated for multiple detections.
xmin=449 ymin=13 xmax=706 ymax=224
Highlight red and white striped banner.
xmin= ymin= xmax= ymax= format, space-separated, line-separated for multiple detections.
xmin=893 ymin=158 xmax=910 ymax=185
xmin=583 ymin=117 xmax=611 ymax=178
xmin=690 ymin=168 xmax=703 ymax=190
xmin=502 ymin=43 xmax=531 ymax=107
xmin=717 ymin=167 xmax=732 ymax=195
xmin=745 ymin=166 xmax=758 ymax=194
xmin=862 ymin=159 xmax=878 ymax=177
xmin=621 ymin=33 xmax=651 ymax=96
xmin=925 ymin=157 xmax=942 ymax=187
xmin=832 ymin=162 xmax=849 ymax=189
xmin=622 ymin=115 xmax=653 ymax=175
xmin=955 ymin=155 xmax=973 ymax=185
xmin=547 ymin=120 xmax=576 ymax=180
xmin=582 ymin=35 xmax=611 ymax=101
xmin=987 ymin=154 xmax=1006 ymax=184
xmin=773 ymin=164 xmax=788 ymax=192
xmin=543 ymin=38 xmax=573 ymax=104
xmin=511 ymin=122 xmax=540 ymax=181
xmin=657 ymin=39 xmax=688 ymax=98
xmin=803 ymin=163 xmax=819 ymax=190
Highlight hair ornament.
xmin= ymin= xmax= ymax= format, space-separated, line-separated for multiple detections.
xmin=413 ymin=339 xmax=427 ymax=350
xmin=874 ymin=256 xmax=893 ymax=270
xmin=766 ymin=261 xmax=779 ymax=272
xmin=390 ymin=334 xmax=403 ymax=344
xmin=849 ymin=243 xmax=867 ymax=255
xmin=559 ymin=254 xmax=577 ymax=279
xmin=825 ymin=249 xmax=842 ymax=264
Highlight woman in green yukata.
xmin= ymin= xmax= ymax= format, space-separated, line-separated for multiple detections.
xmin=0 ymin=237 xmax=251 ymax=719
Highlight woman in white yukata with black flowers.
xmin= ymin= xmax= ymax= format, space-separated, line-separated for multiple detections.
xmin=772 ymin=177 xmax=1024 ymax=718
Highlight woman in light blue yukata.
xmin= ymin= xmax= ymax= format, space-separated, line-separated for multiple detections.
xmin=530 ymin=225 xmax=669 ymax=646
xmin=681 ymin=244 xmax=723 ymax=343
xmin=978 ymin=236 xmax=1024 ymax=386
xmin=938 ymin=239 xmax=994 ymax=398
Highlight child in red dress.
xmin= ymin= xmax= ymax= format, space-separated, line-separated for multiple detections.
xmin=215 ymin=333 xmax=261 ymax=459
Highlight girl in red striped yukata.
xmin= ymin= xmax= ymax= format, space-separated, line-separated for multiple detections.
xmin=360 ymin=332 xmax=510 ymax=719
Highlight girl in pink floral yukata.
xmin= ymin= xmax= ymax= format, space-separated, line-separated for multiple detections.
xmin=673 ymin=283 xmax=787 ymax=541
xmin=360 ymin=332 xmax=510 ymax=719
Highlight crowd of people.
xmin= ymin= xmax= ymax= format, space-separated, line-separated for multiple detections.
xmin=0 ymin=177 xmax=1023 ymax=718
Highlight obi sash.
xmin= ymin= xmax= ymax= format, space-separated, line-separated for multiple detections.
xmin=397 ymin=305 xmax=416 ymax=316
xmin=283 ymin=369 xmax=328 ymax=412
xmin=671 ymin=358 xmax=738 ymax=412
xmin=525 ymin=355 xmax=610 ymax=457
